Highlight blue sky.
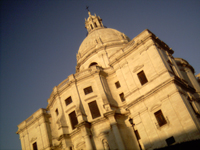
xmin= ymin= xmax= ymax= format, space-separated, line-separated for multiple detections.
xmin=1 ymin=0 xmax=200 ymax=149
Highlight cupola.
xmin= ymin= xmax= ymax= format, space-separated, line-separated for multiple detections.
xmin=76 ymin=11 xmax=130 ymax=73
xmin=85 ymin=11 xmax=104 ymax=34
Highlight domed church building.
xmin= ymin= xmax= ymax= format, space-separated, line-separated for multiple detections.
xmin=17 ymin=12 xmax=200 ymax=150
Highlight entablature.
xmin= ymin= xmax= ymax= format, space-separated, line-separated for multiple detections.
xmin=16 ymin=108 xmax=50 ymax=134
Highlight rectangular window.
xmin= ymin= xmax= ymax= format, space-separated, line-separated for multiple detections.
xmin=137 ymin=70 xmax=148 ymax=85
xmin=166 ymin=136 xmax=175 ymax=146
xmin=88 ymin=101 xmax=101 ymax=119
xmin=94 ymin=22 xmax=97 ymax=27
xmin=84 ymin=86 xmax=93 ymax=95
xmin=134 ymin=130 xmax=141 ymax=140
xmin=55 ymin=109 xmax=59 ymax=116
xmin=115 ymin=81 xmax=121 ymax=88
xmin=65 ymin=96 xmax=72 ymax=106
xmin=69 ymin=111 xmax=78 ymax=129
xmin=119 ymin=93 xmax=125 ymax=102
xmin=90 ymin=25 xmax=93 ymax=29
xmin=154 ymin=110 xmax=167 ymax=127
xmin=32 ymin=142 xmax=38 ymax=150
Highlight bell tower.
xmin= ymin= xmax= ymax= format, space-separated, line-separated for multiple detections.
xmin=85 ymin=11 xmax=104 ymax=34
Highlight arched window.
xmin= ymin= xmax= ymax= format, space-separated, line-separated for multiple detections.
xmin=89 ymin=62 xmax=98 ymax=68
xmin=90 ymin=24 xmax=93 ymax=29
xmin=94 ymin=22 xmax=97 ymax=27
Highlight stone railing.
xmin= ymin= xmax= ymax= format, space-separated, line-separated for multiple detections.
xmin=26 ymin=116 xmax=34 ymax=123
xmin=57 ymin=78 xmax=69 ymax=89
xmin=123 ymin=40 xmax=135 ymax=52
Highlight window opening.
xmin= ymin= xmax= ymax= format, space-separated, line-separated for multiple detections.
xmin=134 ymin=130 xmax=141 ymax=140
xmin=90 ymin=24 xmax=93 ymax=29
xmin=69 ymin=111 xmax=78 ymax=129
xmin=119 ymin=93 xmax=125 ymax=102
xmin=115 ymin=81 xmax=121 ymax=88
xmin=33 ymin=142 xmax=38 ymax=150
xmin=166 ymin=136 xmax=175 ymax=146
xmin=89 ymin=62 xmax=98 ymax=68
xmin=94 ymin=22 xmax=97 ymax=27
xmin=137 ymin=70 xmax=148 ymax=85
xmin=84 ymin=86 xmax=93 ymax=95
xmin=65 ymin=96 xmax=72 ymax=106
xmin=88 ymin=101 xmax=101 ymax=119
xmin=154 ymin=110 xmax=167 ymax=127
xmin=55 ymin=109 xmax=59 ymax=116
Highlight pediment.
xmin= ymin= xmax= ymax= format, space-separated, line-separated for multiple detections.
xmin=133 ymin=64 xmax=144 ymax=73
xmin=30 ymin=137 xmax=37 ymax=143
xmin=150 ymin=103 xmax=161 ymax=112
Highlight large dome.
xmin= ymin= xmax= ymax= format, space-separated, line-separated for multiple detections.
xmin=78 ymin=27 xmax=130 ymax=58
xmin=76 ymin=12 xmax=130 ymax=72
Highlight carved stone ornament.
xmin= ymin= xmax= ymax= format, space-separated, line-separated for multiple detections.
xmin=30 ymin=137 xmax=37 ymax=142
xmin=150 ymin=103 xmax=162 ymax=112
xmin=133 ymin=64 xmax=144 ymax=73
xmin=102 ymin=139 xmax=110 ymax=150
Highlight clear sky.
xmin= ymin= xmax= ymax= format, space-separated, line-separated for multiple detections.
xmin=0 ymin=0 xmax=200 ymax=149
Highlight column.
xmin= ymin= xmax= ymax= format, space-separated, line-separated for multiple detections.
xmin=186 ymin=68 xmax=200 ymax=93
xmin=20 ymin=134 xmax=26 ymax=150
xmin=112 ymin=124 xmax=126 ymax=150
xmin=104 ymin=111 xmax=125 ymax=150
xmin=59 ymin=135 xmax=72 ymax=150
xmin=76 ymin=121 xmax=93 ymax=150
xmin=84 ymin=134 xmax=93 ymax=150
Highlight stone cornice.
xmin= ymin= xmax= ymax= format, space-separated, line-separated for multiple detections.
xmin=153 ymin=37 xmax=174 ymax=55
xmin=68 ymin=128 xmax=79 ymax=137
xmin=104 ymin=110 xmax=116 ymax=118
xmin=57 ymin=134 xmax=70 ymax=141
xmin=77 ymin=40 xmax=128 ymax=70
xmin=16 ymin=108 xmax=51 ymax=134
xmin=90 ymin=117 xmax=107 ymax=126
xmin=175 ymin=57 xmax=195 ymax=74
xmin=76 ymin=121 xmax=91 ymax=129
xmin=127 ymin=76 xmax=196 ymax=109
xmin=47 ymin=66 xmax=108 ymax=109
xmin=109 ymin=31 xmax=155 ymax=67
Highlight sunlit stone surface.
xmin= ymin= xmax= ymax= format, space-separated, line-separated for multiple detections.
xmin=17 ymin=12 xmax=200 ymax=150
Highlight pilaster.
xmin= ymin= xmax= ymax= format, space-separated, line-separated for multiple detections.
xmin=104 ymin=111 xmax=126 ymax=150
xmin=76 ymin=121 xmax=93 ymax=150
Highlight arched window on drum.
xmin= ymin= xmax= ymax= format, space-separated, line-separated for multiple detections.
xmin=89 ymin=62 xmax=98 ymax=68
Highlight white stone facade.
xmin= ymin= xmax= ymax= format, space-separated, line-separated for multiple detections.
xmin=17 ymin=12 xmax=200 ymax=150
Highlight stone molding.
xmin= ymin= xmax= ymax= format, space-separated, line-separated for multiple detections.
xmin=30 ymin=137 xmax=37 ymax=143
xmin=57 ymin=134 xmax=70 ymax=141
xmin=150 ymin=103 xmax=162 ymax=112
xmin=84 ymin=95 xmax=98 ymax=101
xmin=76 ymin=141 xmax=85 ymax=149
xmin=65 ymin=105 xmax=76 ymax=114
xmin=90 ymin=117 xmax=107 ymax=126
xmin=47 ymin=67 xmax=107 ymax=108
xmin=77 ymin=40 xmax=128 ymax=68
xmin=175 ymin=57 xmax=195 ymax=74
xmin=76 ymin=121 xmax=91 ymax=129
xmin=109 ymin=35 xmax=153 ymax=67
xmin=127 ymin=76 xmax=195 ymax=109
xmin=133 ymin=64 xmax=144 ymax=73
xmin=16 ymin=109 xmax=50 ymax=134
